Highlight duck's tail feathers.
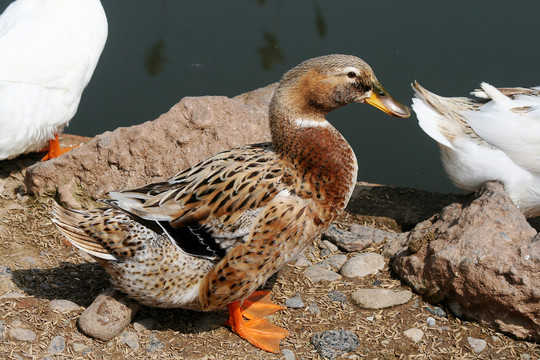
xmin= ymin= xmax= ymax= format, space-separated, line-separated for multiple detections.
xmin=412 ymin=81 xmax=482 ymax=148
xmin=50 ymin=202 xmax=117 ymax=261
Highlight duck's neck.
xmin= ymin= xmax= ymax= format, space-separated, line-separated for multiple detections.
xmin=269 ymin=91 xmax=358 ymax=221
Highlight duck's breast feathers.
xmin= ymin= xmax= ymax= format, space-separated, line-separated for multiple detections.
xmin=110 ymin=143 xmax=287 ymax=234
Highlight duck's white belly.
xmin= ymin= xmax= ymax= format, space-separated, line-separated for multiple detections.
xmin=0 ymin=81 xmax=81 ymax=159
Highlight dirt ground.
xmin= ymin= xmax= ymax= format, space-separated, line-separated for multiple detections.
xmin=0 ymin=153 xmax=538 ymax=360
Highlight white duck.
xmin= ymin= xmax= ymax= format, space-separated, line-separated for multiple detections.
xmin=0 ymin=0 xmax=107 ymax=160
xmin=412 ymin=81 xmax=540 ymax=217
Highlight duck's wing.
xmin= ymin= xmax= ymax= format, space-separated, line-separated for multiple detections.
xmin=108 ymin=143 xmax=287 ymax=259
xmin=199 ymin=190 xmax=317 ymax=310
xmin=466 ymin=83 xmax=540 ymax=173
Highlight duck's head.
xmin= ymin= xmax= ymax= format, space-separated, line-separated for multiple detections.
xmin=270 ymin=54 xmax=411 ymax=120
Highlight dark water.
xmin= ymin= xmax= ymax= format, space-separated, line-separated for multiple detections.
xmin=2 ymin=0 xmax=539 ymax=193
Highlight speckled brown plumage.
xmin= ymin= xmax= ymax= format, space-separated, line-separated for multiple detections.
xmin=51 ymin=54 xmax=410 ymax=352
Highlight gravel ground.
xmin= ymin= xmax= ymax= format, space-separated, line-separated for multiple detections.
xmin=0 ymin=153 xmax=538 ymax=360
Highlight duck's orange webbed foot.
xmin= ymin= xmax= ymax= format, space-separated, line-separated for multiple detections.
xmin=226 ymin=291 xmax=288 ymax=353
xmin=41 ymin=134 xmax=79 ymax=161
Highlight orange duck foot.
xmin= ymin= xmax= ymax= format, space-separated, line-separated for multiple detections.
xmin=41 ymin=134 xmax=79 ymax=161
xmin=226 ymin=291 xmax=288 ymax=353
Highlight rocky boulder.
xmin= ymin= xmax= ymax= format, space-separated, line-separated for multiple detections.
xmin=392 ymin=181 xmax=539 ymax=342
xmin=24 ymin=84 xmax=277 ymax=204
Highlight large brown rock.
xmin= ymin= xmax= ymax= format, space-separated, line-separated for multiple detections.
xmin=393 ymin=181 xmax=540 ymax=341
xmin=24 ymin=84 xmax=277 ymax=202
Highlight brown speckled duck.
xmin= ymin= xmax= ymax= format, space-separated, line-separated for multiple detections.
xmin=51 ymin=54 xmax=410 ymax=352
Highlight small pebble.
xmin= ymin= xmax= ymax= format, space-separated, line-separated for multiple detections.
xmin=320 ymin=248 xmax=333 ymax=256
xmin=321 ymin=240 xmax=338 ymax=252
xmin=133 ymin=318 xmax=157 ymax=331
xmin=120 ymin=331 xmax=139 ymax=351
xmin=286 ymin=293 xmax=304 ymax=308
xmin=0 ymin=291 xmax=26 ymax=299
xmin=327 ymin=290 xmax=347 ymax=304
xmin=425 ymin=305 xmax=447 ymax=318
xmin=50 ymin=299 xmax=80 ymax=312
xmin=72 ymin=342 xmax=89 ymax=353
xmin=282 ymin=348 xmax=295 ymax=360
xmin=0 ymin=320 xmax=5 ymax=340
xmin=304 ymin=265 xmax=342 ymax=283
xmin=10 ymin=327 xmax=37 ymax=341
xmin=306 ymin=301 xmax=321 ymax=315
xmin=365 ymin=316 xmax=374 ymax=322
xmin=426 ymin=316 xmax=436 ymax=326
xmin=467 ymin=337 xmax=487 ymax=354
xmin=351 ymin=289 xmax=412 ymax=309
xmin=340 ymin=253 xmax=385 ymax=278
xmin=48 ymin=335 xmax=65 ymax=354
xmin=294 ymin=253 xmax=312 ymax=267
xmin=146 ymin=333 xmax=165 ymax=354
xmin=319 ymin=254 xmax=348 ymax=272
xmin=403 ymin=328 xmax=424 ymax=343
xmin=311 ymin=329 xmax=360 ymax=359
xmin=0 ymin=265 xmax=11 ymax=276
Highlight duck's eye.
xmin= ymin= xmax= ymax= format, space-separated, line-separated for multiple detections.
xmin=347 ymin=72 xmax=357 ymax=78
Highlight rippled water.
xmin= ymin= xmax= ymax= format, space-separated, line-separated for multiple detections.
xmin=2 ymin=0 xmax=539 ymax=192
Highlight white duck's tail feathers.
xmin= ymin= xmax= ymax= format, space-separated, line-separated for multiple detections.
xmin=50 ymin=202 xmax=117 ymax=261
xmin=411 ymin=81 xmax=482 ymax=148
xmin=472 ymin=83 xmax=540 ymax=100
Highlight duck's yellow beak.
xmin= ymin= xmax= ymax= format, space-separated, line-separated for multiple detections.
xmin=365 ymin=84 xmax=411 ymax=118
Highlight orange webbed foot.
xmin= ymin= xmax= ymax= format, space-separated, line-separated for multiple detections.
xmin=41 ymin=134 xmax=79 ymax=161
xmin=226 ymin=291 xmax=288 ymax=353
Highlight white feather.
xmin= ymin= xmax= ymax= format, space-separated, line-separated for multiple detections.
xmin=412 ymin=82 xmax=540 ymax=217
xmin=0 ymin=0 xmax=107 ymax=159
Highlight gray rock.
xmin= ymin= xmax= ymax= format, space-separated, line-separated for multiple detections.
xmin=351 ymin=289 xmax=412 ymax=309
xmin=72 ymin=342 xmax=89 ymax=353
xmin=425 ymin=305 xmax=447 ymax=318
xmin=403 ymin=328 xmax=424 ymax=342
xmin=120 ymin=331 xmax=139 ymax=351
xmin=323 ymin=225 xmax=372 ymax=252
xmin=133 ymin=318 xmax=157 ymax=331
xmin=306 ymin=301 xmax=321 ymax=315
xmin=426 ymin=316 xmax=436 ymax=326
xmin=311 ymin=329 xmax=360 ymax=359
xmin=48 ymin=336 xmax=65 ymax=354
xmin=282 ymin=348 xmax=295 ymax=360
xmin=285 ymin=293 xmax=304 ymax=308
xmin=321 ymin=240 xmax=338 ymax=252
xmin=0 ymin=291 xmax=26 ymax=299
xmin=77 ymin=288 xmax=140 ymax=341
xmin=325 ymin=223 xmax=404 ymax=254
xmin=146 ymin=333 xmax=165 ymax=354
xmin=318 ymin=254 xmax=348 ymax=272
xmin=327 ymin=290 xmax=347 ymax=304
xmin=340 ymin=253 xmax=385 ymax=278
xmin=467 ymin=337 xmax=487 ymax=354
xmin=304 ymin=265 xmax=342 ymax=283
xmin=0 ymin=266 xmax=11 ymax=276
xmin=50 ymin=299 xmax=80 ymax=312
xmin=10 ymin=327 xmax=36 ymax=341
xmin=0 ymin=320 xmax=4 ymax=340
xmin=393 ymin=182 xmax=540 ymax=341
xmin=294 ymin=252 xmax=312 ymax=267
